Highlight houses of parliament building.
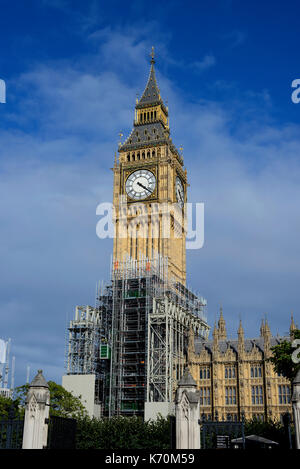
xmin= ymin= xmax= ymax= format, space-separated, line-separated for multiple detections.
xmin=187 ymin=309 xmax=297 ymax=422
xmin=63 ymin=48 xmax=297 ymax=422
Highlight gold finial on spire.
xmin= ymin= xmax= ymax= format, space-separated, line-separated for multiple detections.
xmin=118 ymin=132 xmax=123 ymax=147
xmin=150 ymin=46 xmax=155 ymax=64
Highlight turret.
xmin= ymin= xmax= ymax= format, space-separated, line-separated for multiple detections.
xmin=217 ymin=306 xmax=227 ymax=341
xmin=290 ymin=312 xmax=297 ymax=337
xmin=237 ymin=319 xmax=244 ymax=355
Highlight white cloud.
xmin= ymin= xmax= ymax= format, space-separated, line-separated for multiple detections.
xmin=0 ymin=25 xmax=299 ymax=386
xmin=192 ymin=54 xmax=216 ymax=73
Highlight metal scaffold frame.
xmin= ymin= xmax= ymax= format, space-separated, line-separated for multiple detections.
xmin=66 ymin=305 xmax=101 ymax=375
xmin=64 ymin=253 xmax=210 ymax=418
xmin=107 ymin=252 xmax=209 ymax=417
xmin=147 ymin=296 xmax=209 ymax=405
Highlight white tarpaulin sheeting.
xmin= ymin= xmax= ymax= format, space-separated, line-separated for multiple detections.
xmin=0 ymin=339 xmax=7 ymax=363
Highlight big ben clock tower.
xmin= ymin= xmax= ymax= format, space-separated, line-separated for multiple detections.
xmin=63 ymin=49 xmax=209 ymax=420
xmin=113 ymin=48 xmax=187 ymax=285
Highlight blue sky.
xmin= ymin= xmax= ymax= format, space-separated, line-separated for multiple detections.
xmin=0 ymin=0 xmax=300 ymax=387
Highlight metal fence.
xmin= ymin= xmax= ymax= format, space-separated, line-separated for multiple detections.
xmin=0 ymin=407 xmax=24 ymax=449
xmin=199 ymin=414 xmax=245 ymax=449
xmin=47 ymin=415 xmax=77 ymax=449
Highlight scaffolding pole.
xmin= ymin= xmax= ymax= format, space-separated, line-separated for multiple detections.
xmin=64 ymin=254 xmax=210 ymax=418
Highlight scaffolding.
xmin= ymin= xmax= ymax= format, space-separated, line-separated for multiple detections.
xmin=0 ymin=338 xmax=14 ymax=398
xmin=107 ymin=253 xmax=209 ymax=417
xmin=64 ymin=253 xmax=210 ymax=418
xmin=66 ymin=305 xmax=101 ymax=375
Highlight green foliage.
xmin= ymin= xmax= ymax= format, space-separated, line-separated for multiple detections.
xmin=75 ymin=415 xmax=171 ymax=450
xmin=14 ymin=384 xmax=29 ymax=407
xmin=244 ymin=417 xmax=294 ymax=448
xmin=269 ymin=329 xmax=300 ymax=382
xmin=46 ymin=381 xmax=87 ymax=419
xmin=15 ymin=381 xmax=87 ymax=419
xmin=0 ymin=395 xmax=23 ymax=418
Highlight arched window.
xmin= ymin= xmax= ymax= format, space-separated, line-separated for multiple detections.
xmin=132 ymin=153 xmax=135 ymax=161
xmin=154 ymin=110 xmax=157 ymax=119
xmin=127 ymin=154 xmax=130 ymax=162
xmin=147 ymin=151 xmax=150 ymax=158
xmin=152 ymin=150 xmax=155 ymax=157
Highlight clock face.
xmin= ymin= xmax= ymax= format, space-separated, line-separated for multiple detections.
xmin=125 ymin=169 xmax=156 ymax=200
xmin=175 ymin=176 xmax=184 ymax=208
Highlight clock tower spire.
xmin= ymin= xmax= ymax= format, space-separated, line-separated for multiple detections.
xmin=113 ymin=50 xmax=187 ymax=285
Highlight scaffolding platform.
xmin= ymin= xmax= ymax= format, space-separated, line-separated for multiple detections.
xmin=64 ymin=254 xmax=210 ymax=418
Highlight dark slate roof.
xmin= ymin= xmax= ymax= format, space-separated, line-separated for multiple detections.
xmin=30 ymin=369 xmax=49 ymax=388
xmin=136 ymin=62 xmax=163 ymax=109
xmin=120 ymin=121 xmax=169 ymax=150
xmin=194 ymin=335 xmax=290 ymax=355
xmin=178 ymin=368 xmax=197 ymax=387
xmin=118 ymin=60 xmax=181 ymax=155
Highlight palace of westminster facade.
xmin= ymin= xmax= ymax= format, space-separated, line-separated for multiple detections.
xmin=64 ymin=49 xmax=297 ymax=422
xmin=188 ymin=310 xmax=296 ymax=422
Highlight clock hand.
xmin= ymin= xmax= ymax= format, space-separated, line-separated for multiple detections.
xmin=137 ymin=181 xmax=151 ymax=193
xmin=177 ymin=188 xmax=184 ymax=204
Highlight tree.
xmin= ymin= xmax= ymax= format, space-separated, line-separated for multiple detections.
xmin=0 ymin=395 xmax=22 ymax=418
xmin=269 ymin=329 xmax=300 ymax=382
xmin=15 ymin=381 xmax=87 ymax=419
xmin=244 ymin=416 xmax=293 ymax=448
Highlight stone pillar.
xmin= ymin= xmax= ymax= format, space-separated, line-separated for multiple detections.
xmin=292 ymin=369 xmax=300 ymax=449
xmin=175 ymin=368 xmax=200 ymax=449
xmin=22 ymin=370 xmax=50 ymax=449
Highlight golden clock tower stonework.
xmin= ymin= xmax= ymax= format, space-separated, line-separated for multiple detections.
xmin=113 ymin=51 xmax=187 ymax=285
xmin=63 ymin=51 xmax=295 ymax=424
xmin=62 ymin=51 xmax=206 ymax=421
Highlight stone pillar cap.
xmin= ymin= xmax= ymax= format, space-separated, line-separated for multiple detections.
xmin=178 ymin=368 xmax=197 ymax=387
xmin=30 ymin=370 xmax=49 ymax=388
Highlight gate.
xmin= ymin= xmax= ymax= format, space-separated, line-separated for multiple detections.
xmin=0 ymin=407 xmax=24 ymax=449
xmin=47 ymin=415 xmax=77 ymax=449
xmin=199 ymin=414 xmax=245 ymax=449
